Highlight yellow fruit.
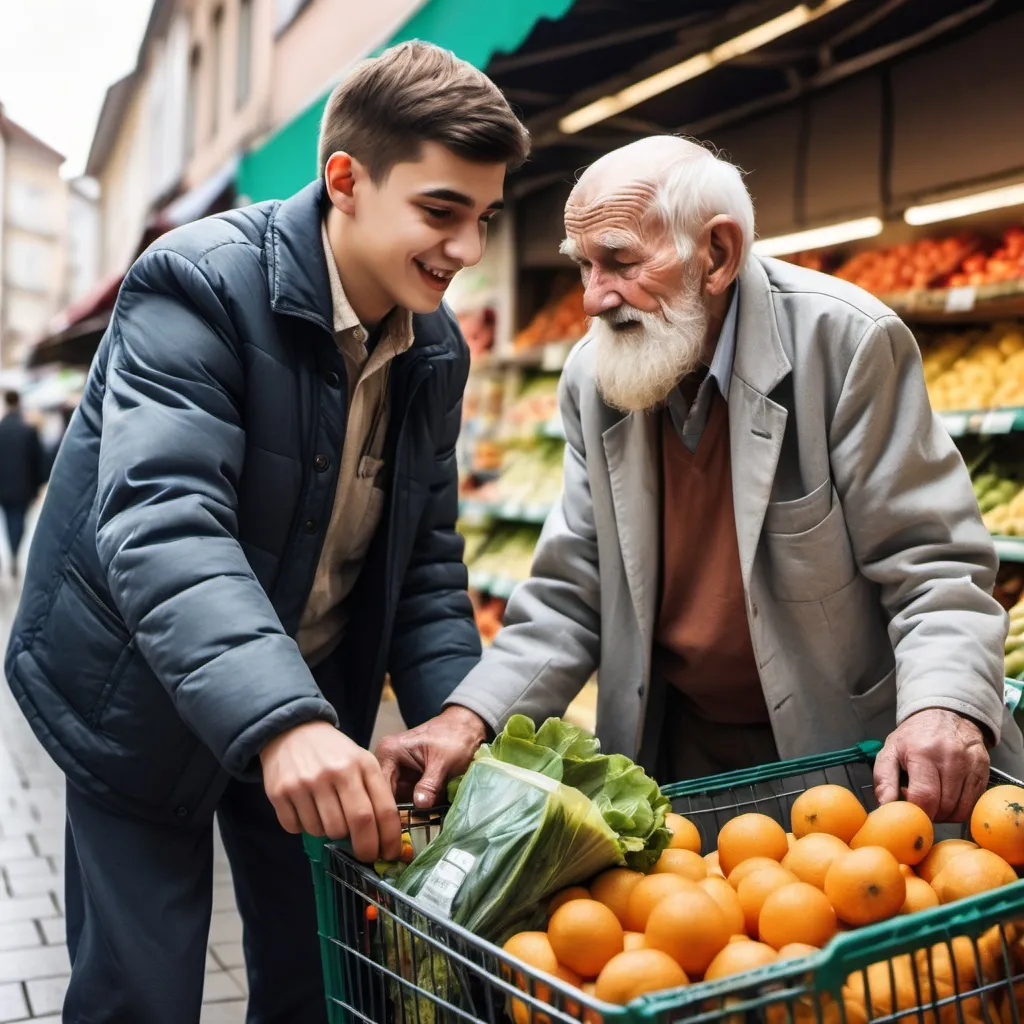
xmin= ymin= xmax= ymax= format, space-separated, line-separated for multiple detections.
xmin=737 ymin=866 xmax=799 ymax=937
xmin=971 ymin=786 xmax=1024 ymax=865
xmin=900 ymin=876 xmax=940 ymax=914
xmin=624 ymin=874 xmax=694 ymax=933
xmin=590 ymin=868 xmax=644 ymax=928
xmin=758 ymin=882 xmax=838 ymax=950
xmin=652 ymin=849 xmax=707 ymax=881
xmin=548 ymin=899 xmax=624 ymax=979
xmin=791 ymin=785 xmax=868 ymax=844
xmin=594 ymin=949 xmax=688 ymax=1005
xmin=932 ymin=849 xmax=1017 ymax=904
xmin=718 ymin=814 xmax=790 ymax=877
xmin=851 ymin=802 xmax=934 ymax=866
xmin=645 ymin=887 xmax=732 ymax=976
xmin=918 ymin=840 xmax=978 ymax=884
xmin=783 ymin=834 xmax=850 ymax=890
xmin=665 ymin=812 xmax=702 ymax=854
xmin=824 ymin=847 xmax=906 ymax=926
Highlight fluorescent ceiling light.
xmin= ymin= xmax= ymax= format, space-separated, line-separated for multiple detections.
xmin=559 ymin=0 xmax=855 ymax=135
xmin=751 ymin=217 xmax=884 ymax=258
xmin=904 ymin=183 xmax=1024 ymax=226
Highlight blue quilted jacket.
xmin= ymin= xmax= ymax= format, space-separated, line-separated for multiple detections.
xmin=5 ymin=180 xmax=481 ymax=825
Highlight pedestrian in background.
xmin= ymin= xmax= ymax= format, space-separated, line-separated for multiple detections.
xmin=0 ymin=391 xmax=46 ymax=578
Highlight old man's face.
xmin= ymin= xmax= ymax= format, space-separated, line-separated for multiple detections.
xmin=562 ymin=179 xmax=709 ymax=413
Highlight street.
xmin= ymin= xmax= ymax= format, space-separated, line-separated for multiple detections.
xmin=0 ymin=543 xmax=407 ymax=1023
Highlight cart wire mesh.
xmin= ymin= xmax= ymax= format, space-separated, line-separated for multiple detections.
xmin=304 ymin=741 xmax=1024 ymax=1024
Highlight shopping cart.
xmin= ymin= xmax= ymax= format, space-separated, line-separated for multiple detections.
xmin=304 ymin=740 xmax=1024 ymax=1024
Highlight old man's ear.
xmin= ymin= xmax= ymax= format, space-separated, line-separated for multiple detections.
xmin=703 ymin=215 xmax=745 ymax=297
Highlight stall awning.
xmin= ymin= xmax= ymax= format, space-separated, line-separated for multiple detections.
xmin=235 ymin=0 xmax=576 ymax=203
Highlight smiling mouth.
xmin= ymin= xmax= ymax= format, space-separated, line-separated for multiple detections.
xmin=414 ymin=259 xmax=457 ymax=290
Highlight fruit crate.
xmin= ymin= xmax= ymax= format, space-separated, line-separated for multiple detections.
xmin=304 ymin=741 xmax=1024 ymax=1024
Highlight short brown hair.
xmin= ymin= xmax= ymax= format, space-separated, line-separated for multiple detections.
xmin=318 ymin=41 xmax=530 ymax=180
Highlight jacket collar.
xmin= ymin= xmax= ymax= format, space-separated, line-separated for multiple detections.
xmin=731 ymin=254 xmax=791 ymax=397
xmin=265 ymin=178 xmax=453 ymax=361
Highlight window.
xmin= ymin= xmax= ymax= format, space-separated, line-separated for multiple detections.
xmin=237 ymin=0 xmax=253 ymax=108
xmin=7 ymin=180 xmax=57 ymax=235
xmin=6 ymin=238 xmax=54 ymax=292
xmin=185 ymin=44 xmax=201 ymax=157
xmin=210 ymin=6 xmax=224 ymax=138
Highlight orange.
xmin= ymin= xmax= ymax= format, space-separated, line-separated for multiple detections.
xmin=705 ymin=850 xmax=725 ymax=877
xmin=705 ymin=940 xmax=778 ymax=980
xmin=758 ymin=882 xmax=838 ymax=950
xmin=899 ymin=864 xmax=915 ymax=879
xmin=623 ymin=931 xmax=645 ymax=951
xmin=851 ymin=801 xmax=934 ymax=866
xmin=971 ymin=785 xmax=1024 ymax=866
xmin=645 ymin=887 xmax=732 ymax=976
xmin=783 ymin=834 xmax=850 ymax=890
xmin=791 ymin=785 xmax=868 ymax=844
xmin=548 ymin=886 xmax=590 ymax=916
xmin=918 ymin=839 xmax=978 ymax=884
xmin=900 ymin=876 xmax=940 ymax=914
xmin=737 ymin=865 xmax=799 ymax=937
xmin=718 ymin=814 xmax=790 ymax=877
xmin=665 ymin=812 xmax=703 ymax=854
xmin=932 ymin=848 xmax=1017 ymax=904
xmin=548 ymin=899 xmax=624 ymax=979
xmin=624 ymin=874 xmax=695 ymax=932
xmin=728 ymin=934 xmax=752 ymax=943
xmin=698 ymin=875 xmax=746 ymax=936
xmin=729 ymin=857 xmax=793 ymax=890
xmin=824 ymin=846 xmax=906 ymax=926
xmin=503 ymin=931 xmax=559 ymax=975
xmin=590 ymin=868 xmax=644 ymax=928
xmin=653 ymin=848 xmax=707 ymax=881
xmin=777 ymin=943 xmax=821 ymax=961
xmin=786 ymin=832 xmax=797 ymax=849
xmin=844 ymin=956 xmax=920 ymax=1018
xmin=594 ymin=949 xmax=688 ymax=1005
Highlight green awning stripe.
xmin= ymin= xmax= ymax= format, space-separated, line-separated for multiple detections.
xmin=236 ymin=0 xmax=575 ymax=203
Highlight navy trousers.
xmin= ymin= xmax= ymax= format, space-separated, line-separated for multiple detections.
xmin=62 ymin=777 xmax=328 ymax=1024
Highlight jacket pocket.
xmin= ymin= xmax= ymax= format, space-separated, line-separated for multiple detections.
xmin=765 ymin=478 xmax=832 ymax=535
xmin=762 ymin=488 xmax=857 ymax=602
xmin=65 ymin=565 xmax=128 ymax=642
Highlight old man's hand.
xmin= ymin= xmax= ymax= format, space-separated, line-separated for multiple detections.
xmin=873 ymin=708 xmax=989 ymax=822
xmin=376 ymin=705 xmax=489 ymax=810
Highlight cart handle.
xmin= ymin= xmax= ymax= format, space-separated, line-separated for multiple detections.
xmin=660 ymin=740 xmax=883 ymax=798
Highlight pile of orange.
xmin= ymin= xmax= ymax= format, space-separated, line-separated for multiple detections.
xmin=501 ymin=783 xmax=1024 ymax=1023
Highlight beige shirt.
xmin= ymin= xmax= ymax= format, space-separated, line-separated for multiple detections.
xmin=296 ymin=223 xmax=414 ymax=666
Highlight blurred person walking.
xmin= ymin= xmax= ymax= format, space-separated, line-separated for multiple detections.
xmin=0 ymin=391 xmax=46 ymax=578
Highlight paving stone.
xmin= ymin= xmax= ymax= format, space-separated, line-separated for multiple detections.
xmin=211 ymin=883 xmax=237 ymax=913
xmin=210 ymin=941 xmax=245 ymax=970
xmin=0 ymin=944 xmax=68 ymax=983
xmin=0 ymin=839 xmax=33 ymax=863
xmin=0 ymin=924 xmax=40 ymax=952
xmin=37 ymin=919 xmax=64 ymax=946
xmin=208 ymin=911 xmax=243 ymax=944
xmin=3 ymin=859 xmax=55 ymax=881
xmin=0 ymin=897 xmax=57 ymax=925
xmin=228 ymin=969 xmax=248 ymax=996
xmin=0 ymin=983 xmax=28 ymax=1023
xmin=199 ymin=1001 xmax=246 ymax=1024
xmin=25 ymin=974 xmax=67 ymax=1016
xmin=203 ymin=970 xmax=245 ymax=1002
xmin=6 ymin=874 xmax=62 ymax=900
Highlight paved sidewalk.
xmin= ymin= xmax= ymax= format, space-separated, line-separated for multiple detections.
xmin=0 ymin=566 xmax=406 ymax=1022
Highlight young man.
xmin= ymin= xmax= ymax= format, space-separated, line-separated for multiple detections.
xmin=5 ymin=42 xmax=528 ymax=1024
xmin=0 ymin=390 xmax=45 ymax=577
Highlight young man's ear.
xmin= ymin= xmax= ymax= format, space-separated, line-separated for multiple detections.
xmin=325 ymin=152 xmax=357 ymax=214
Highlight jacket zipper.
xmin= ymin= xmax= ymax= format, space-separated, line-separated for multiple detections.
xmin=66 ymin=565 xmax=128 ymax=639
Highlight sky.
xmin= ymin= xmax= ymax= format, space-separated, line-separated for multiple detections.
xmin=0 ymin=1 xmax=153 ymax=178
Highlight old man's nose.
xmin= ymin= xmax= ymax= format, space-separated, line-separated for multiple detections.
xmin=583 ymin=276 xmax=623 ymax=317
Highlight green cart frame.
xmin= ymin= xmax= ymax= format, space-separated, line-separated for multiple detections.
xmin=304 ymin=740 xmax=1024 ymax=1024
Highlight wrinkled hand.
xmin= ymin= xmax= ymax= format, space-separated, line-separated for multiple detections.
xmin=260 ymin=720 xmax=401 ymax=863
xmin=874 ymin=708 xmax=989 ymax=822
xmin=376 ymin=705 xmax=489 ymax=809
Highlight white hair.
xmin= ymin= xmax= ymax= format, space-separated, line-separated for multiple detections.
xmin=651 ymin=142 xmax=755 ymax=265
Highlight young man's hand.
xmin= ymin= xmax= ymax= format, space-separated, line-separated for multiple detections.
xmin=260 ymin=721 xmax=402 ymax=863
xmin=376 ymin=706 xmax=489 ymax=809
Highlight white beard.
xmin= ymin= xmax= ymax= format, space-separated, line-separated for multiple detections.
xmin=591 ymin=284 xmax=709 ymax=413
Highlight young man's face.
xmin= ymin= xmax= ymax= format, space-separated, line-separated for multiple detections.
xmin=340 ymin=141 xmax=507 ymax=316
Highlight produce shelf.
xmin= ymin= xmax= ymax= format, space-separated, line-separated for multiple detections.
xmin=939 ymin=407 xmax=1024 ymax=436
xmin=993 ymin=536 xmax=1024 ymax=562
xmin=467 ymin=571 xmax=523 ymax=599
xmin=458 ymin=499 xmax=554 ymax=527
xmin=889 ymin=282 xmax=1024 ymax=324
xmin=470 ymin=338 xmax=577 ymax=373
